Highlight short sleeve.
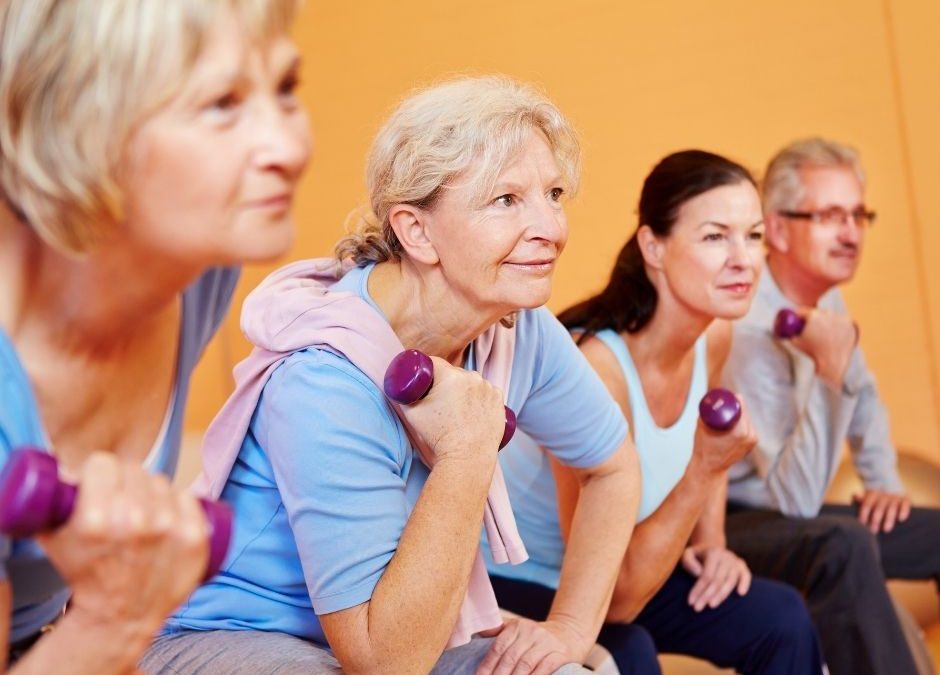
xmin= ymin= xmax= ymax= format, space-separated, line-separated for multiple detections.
xmin=516 ymin=309 xmax=628 ymax=468
xmin=254 ymin=350 xmax=412 ymax=615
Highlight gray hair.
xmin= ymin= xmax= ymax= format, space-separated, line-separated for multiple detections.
xmin=762 ymin=137 xmax=866 ymax=213
xmin=335 ymin=75 xmax=581 ymax=266
xmin=0 ymin=0 xmax=299 ymax=255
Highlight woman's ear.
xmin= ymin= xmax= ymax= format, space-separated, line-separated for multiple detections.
xmin=387 ymin=204 xmax=439 ymax=265
xmin=636 ymin=224 xmax=664 ymax=270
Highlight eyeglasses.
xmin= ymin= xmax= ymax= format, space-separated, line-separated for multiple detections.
xmin=778 ymin=206 xmax=876 ymax=228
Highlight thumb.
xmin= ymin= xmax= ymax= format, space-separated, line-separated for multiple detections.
xmin=682 ymin=547 xmax=704 ymax=576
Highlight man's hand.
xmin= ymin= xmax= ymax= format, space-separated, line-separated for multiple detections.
xmin=789 ymin=309 xmax=858 ymax=389
xmin=475 ymin=616 xmax=587 ymax=675
xmin=853 ymin=489 xmax=911 ymax=533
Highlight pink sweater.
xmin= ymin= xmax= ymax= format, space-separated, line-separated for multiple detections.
xmin=192 ymin=258 xmax=528 ymax=647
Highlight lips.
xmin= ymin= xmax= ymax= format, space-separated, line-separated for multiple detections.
xmin=506 ymin=258 xmax=555 ymax=266
xmin=718 ymin=282 xmax=752 ymax=294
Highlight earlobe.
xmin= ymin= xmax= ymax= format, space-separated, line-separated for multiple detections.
xmin=765 ymin=215 xmax=789 ymax=253
xmin=636 ymin=225 xmax=664 ymax=270
xmin=388 ymin=204 xmax=439 ymax=265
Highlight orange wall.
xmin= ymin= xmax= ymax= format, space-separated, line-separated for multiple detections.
xmin=185 ymin=0 xmax=940 ymax=463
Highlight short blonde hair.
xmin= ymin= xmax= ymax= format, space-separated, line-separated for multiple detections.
xmin=335 ymin=75 xmax=581 ymax=266
xmin=0 ymin=0 xmax=299 ymax=255
xmin=762 ymin=137 xmax=866 ymax=213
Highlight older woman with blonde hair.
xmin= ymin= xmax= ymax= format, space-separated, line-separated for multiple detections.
xmin=0 ymin=0 xmax=310 ymax=671
xmin=143 ymin=75 xmax=640 ymax=675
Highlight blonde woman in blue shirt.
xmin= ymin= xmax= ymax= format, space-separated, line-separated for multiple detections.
xmin=0 ymin=0 xmax=311 ymax=671
xmin=488 ymin=151 xmax=824 ymax=674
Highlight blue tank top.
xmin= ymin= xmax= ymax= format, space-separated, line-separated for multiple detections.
xmin=592 ymin=329 xmax=708 ymax=522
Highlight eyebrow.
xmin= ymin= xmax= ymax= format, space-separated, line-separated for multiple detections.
xmin=491 ymin=174 xmax=565 ymax=194
xmin=275 ymin=53 xmax=302 ymax=77
xmin=698 ymin=219 xmax=765 ymax=229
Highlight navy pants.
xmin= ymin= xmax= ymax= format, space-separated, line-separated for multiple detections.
xmin=491 ymin=570 xmax=823 ymax=675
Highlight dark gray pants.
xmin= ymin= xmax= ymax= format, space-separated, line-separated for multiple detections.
xmin=726 ymin=503 xmax=940 ymax=675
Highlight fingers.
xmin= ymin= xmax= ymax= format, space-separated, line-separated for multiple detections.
xmin=475 ymin=620 xmax=572 ymax=675
xmin=688 ymin=550 xmax=748 ymax=611
xmin=856 ymin=491 xmax=877 ymax=528
xmin=898 ymin=496 xmax=912 ymax=523
xmin=688 ymin=550 xmax=726 ymax=611
xmin=476 ymin=620 xmax=521 ymax=675
xmin=681 ymin=547 xmax=703 ymax=576
xmin=856 ymin=491 xmax=912 ymax=534
xmin=882 ymin=498 xmax=900 ymax=533
xmin=74 ymin=452 xmax=121 ymax=539
xmin=868 ymin=494 xmax=889 ymax=533
xmin=736 ymin=561 xmax=752 ymax=596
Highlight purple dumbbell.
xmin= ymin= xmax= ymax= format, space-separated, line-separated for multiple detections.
xmin=384 ymin=349 xmax=517 ymax=450
xmin=774 ymin=308 xmax=806 ymax=339
xmin=0 ymin=447 xmax=232 ymax=581
xmin=698 ymin=388 xmax=742 ymax=432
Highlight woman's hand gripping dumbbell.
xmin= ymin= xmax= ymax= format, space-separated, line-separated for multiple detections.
xmin=384 ymin=349 xmax=517 ymax=450
xmin=0 ymin=447 xmax=232 ymax=581
xmin=693 ymin=388 xmax=757 ymax=474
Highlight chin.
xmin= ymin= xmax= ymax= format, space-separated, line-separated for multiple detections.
xmin=235 ymin=222 xmax=296 ymax=263
xmin=709 ymin=298 xmax=753 ymax=321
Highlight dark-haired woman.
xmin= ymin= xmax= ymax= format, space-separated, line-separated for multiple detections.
xmin=486 ymin=151 xmax=824 ymax=674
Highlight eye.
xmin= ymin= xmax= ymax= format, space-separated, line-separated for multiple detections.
xmin=203 ymin=89 xmax=244 ymax=121
xmin=549 ymin=187 xmax=565 ymax=202
xmin=703 ymin=232 xmax=725 ymax=242
xmin=278 ymin=72 xmax=300 ymax=100
xmin=748 ymin=230 xmax=765 ymax=242
xmin=494 ymin=194 xmax=514 ymax=207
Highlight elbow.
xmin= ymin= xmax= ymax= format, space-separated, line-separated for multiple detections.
xmin=340 ymin=653 xmax=437 ymax=675
xmin=605 ymin=587 xmax=650 ymax=624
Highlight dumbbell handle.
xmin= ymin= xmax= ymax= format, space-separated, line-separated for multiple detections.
xmin=0 ymin=448 xmax=232 ymax=581
xmin=699 ymin=388 xmax=742 ymax=432
xmin=774 ymin=308 xmax=806 ymax=339
xmin=384 ymin=349 xmax=517 ymax=449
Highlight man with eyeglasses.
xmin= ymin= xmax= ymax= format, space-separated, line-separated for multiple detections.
xmin=720 ymin=137 xmax=940 ymax=675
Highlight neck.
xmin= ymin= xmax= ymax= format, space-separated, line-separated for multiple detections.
xmin=624 ymin=284 xmax=710 ymax=373
xmin=2 ymin=215 xmax=201 ymax=357
xmin=369 ymin=260 xmax=510 ymax=366
xmin=766 ymin=253 xmax=831 ymax=307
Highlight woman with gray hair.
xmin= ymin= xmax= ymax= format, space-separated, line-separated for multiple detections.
xmin=0 ymin=0 xmax=310 ymax=671
xmin=143 ymin=75 xmax=640 ymax=675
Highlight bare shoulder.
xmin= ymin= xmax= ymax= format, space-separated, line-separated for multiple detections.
xmin=705 ymin=320 xmax=733 ymax=385
xmin=575 ymin=332 xmax=633 ymax=427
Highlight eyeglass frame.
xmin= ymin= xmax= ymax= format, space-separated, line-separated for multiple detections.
xmin=777 ymin=206 xmax=876 ymax=228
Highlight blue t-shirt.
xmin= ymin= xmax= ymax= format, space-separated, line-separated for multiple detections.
xmin=485 ymin=329 xmax=707 ymax=589
xmin=0 ymin=267 xmax=239 ymax=642
xmin=166 ymin=263 xmax=628 ymax=645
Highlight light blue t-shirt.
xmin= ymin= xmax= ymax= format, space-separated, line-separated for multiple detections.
xmin=0 ymin=267 xmax=239 ymax=642
xmin=166 ymin=263 xmax=628 ymax=645
xmin=485 ymin=328 xmax=707 ymax=589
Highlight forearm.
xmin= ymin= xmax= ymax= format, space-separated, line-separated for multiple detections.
xmin=690 ymin=477 xmax=727 ymax=548
xmin=1 ymin=581 xmax=9 ymax=672
xmin=607 ymin=460 xmax=722 ymax=622
xmin=757 ymin=370 xmax=858 ymax=516
xmin=549 ymin=448 xmax=639 ymax=655
xmin=10 ymin=608 xmax=150 ymax=675
xmin=359 ymin=458 xmax=494 ymax=675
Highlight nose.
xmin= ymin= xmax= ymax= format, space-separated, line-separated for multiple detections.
xmin=838 ymin=217 xmax=862 ymax=245
xmin=726 ymin=233 xmax=751 ymax=270
xmin=253 ymin=99 xmax=312 ymax=179
xmin=525 ymin=195 xmax=568 ymax=248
